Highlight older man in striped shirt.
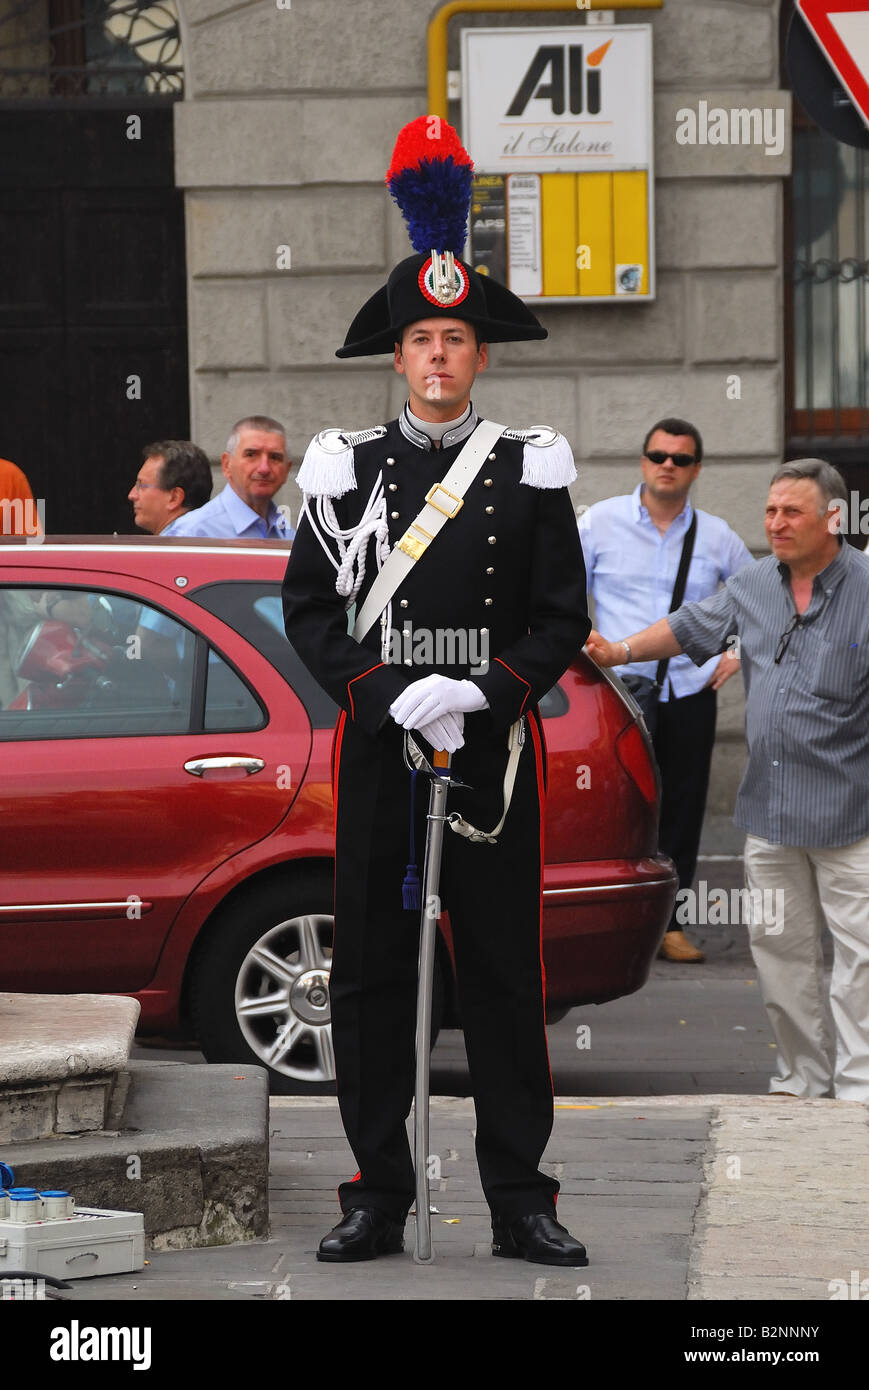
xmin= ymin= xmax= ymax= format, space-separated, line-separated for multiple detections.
xmin=586 ymin=458 xmax=869 ymax=1102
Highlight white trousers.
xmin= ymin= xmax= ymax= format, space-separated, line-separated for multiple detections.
xmin=744 ymin=832 xmax=869 ymax=1101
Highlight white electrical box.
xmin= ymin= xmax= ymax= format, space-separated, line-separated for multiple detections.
xmin=0 ymin=1207 xmax=145 ymax=1282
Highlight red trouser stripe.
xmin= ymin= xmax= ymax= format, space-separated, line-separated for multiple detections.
xmin=527 ymin=708 xmax=556 ymax=1208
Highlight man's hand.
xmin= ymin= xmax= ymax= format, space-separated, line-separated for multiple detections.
xmin=706 ymin=651 xmax=740 ymax=691
xmin=417 ymin=712 xmax=465 ymax=753
xmin=585 ymin=619 xmax=683 ymax=668
xmin=585 ymin=630 xmax=623 ymax=668
xmin=390 ymin=674 xmax=487 ymax=730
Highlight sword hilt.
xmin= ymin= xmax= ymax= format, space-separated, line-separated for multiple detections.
xmin=433 ymin=749 xmax=451 ymax=770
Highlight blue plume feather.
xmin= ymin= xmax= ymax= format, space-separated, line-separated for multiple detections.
xmin=388 ymin=157 xmax=474 ymax=256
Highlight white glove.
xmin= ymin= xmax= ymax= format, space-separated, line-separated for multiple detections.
xmin=417 ymin=712 xmax=465 ymax=754
xmin=389 ymin=674 xmax=487 ymax=730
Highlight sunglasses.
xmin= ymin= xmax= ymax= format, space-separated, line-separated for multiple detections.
xmin=644 ymin=450 xmax=697 ymax=467
xmin=774 ymin=613 xmax=801 ymax=665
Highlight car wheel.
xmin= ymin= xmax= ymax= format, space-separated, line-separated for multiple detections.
xmin=190 ymin=874 xmax=445 ymax=1096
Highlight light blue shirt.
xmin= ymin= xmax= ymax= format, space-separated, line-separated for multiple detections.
xmin=578 ymin=484 xmax=754 ymax=700
xmin=166 ymin=485 xmax=294 ymax=540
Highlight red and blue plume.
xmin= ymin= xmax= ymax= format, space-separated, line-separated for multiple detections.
xmin=386 ymin=116 xmax=474 ymax=257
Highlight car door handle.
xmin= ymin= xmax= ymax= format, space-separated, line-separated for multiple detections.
xmin=184 ymin=756 xmax=266 ymax=777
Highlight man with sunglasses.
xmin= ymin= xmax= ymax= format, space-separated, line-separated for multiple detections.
xmin=578 ymin=417 xmax=752 ymax=963
xmin=585 ymin=459 xmax=869 ymax=1102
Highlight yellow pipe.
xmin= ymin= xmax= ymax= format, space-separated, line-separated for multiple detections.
xmin=428 ymin=0 xmax=663 ymax=115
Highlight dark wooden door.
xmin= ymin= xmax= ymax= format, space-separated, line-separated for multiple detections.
xmin=0 ymin=104 xmax=188 ymax=535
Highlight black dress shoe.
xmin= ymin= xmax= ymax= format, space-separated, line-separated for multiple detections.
xmin=492 ymin=1213 xmax=589 ymax=1267
xmin=316 ymin=1208 xmax=405 ymax=1263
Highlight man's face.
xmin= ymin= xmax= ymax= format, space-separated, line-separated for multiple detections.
xmin=222 ymin=430 xmax=289 ymax=509
xmin=640 ymin=430 xmax=702 ymax=505
xmin=129 ymin=455 xmax=176 ymax=535
xmin=765 ymin=478 xmax=838 ymax=568
xmin=393 ymin=318 xmax=488 ymax=419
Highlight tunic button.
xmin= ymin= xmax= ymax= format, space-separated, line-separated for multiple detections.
xmin=484 ymin=598 xmax=493 ymax=606
xmin=486 ymin=567 xmax=494 ymax=575
xmin=480 ymin=627 xmax=489 ymax=636
xmin=391 ymin=511 xmax=399 ymax=519
xmin=488 ymin=536 xmax=496 ymax=545
xmin=404 ymin=658 xmax=413 ymax=666
xmin=386 ymin=457 xmax=396 ymax=465
xmin=485 ymin=506 xmax=494 ymax=514
xmin=388 ymin=483 xmax=398 ymax=491
xmin=484 ymin=478 xmax=493 ymax=487
xmin=400 ymin=599 xmax=408 ymax=608
xmin=487 ymin=453 xmax=496 ymax=461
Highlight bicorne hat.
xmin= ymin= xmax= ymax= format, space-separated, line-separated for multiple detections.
xmin=336 ymin=117 xmax=546 ymax=359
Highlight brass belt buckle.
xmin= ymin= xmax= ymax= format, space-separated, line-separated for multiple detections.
xmin=397 ymin=521 xmax=434 ymax=561
xmin=425 ymin=483 xmax=464 ymax=519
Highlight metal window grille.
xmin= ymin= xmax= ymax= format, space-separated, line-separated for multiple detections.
xmin=0 ymin=0 xmax=182 ymax=98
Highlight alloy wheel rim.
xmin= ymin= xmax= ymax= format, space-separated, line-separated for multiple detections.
xmin=235 ymin=912 xmax=335 ymax=1082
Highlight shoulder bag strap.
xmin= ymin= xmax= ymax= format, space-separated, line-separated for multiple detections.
xmin=655 ymin=509 xmax=698 ymax=690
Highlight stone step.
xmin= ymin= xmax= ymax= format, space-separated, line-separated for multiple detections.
xmin=0 ymin=992 xmax=139 ymax=1144
xmin=3 ymin=1061 xmax=269 ymax=1249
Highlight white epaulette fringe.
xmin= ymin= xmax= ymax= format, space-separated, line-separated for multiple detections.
xmin=296 ymin=425 xmax=388 ymax=499
xmin=503 ymin=425 xmax=577 ymax=488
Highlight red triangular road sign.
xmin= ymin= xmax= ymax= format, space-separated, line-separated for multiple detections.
xmin=797 ymin=1 xmax=869 ymax=129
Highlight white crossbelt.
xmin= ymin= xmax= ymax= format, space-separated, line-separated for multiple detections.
xmin=352 ymin=418 xmax=505 ymax=643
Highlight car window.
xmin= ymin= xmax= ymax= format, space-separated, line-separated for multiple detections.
xmin=204 ymin=649 xmax=264 ymax=732
xmin=0 ymin=585 xmax=195 ymax=741
xmin=538 ymin=684 xmax=568 ymax=719
xmin=190 ymin=582 xmax=339 ymax=729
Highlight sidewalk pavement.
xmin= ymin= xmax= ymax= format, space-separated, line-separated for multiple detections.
xmin=67 ymin=1092 xmax=869 ymax=1302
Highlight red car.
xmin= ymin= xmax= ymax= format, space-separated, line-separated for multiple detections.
xmin=0 ymin=538 xmax=676 ymax=1092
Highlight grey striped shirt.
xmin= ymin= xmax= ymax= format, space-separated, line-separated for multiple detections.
xmin=668 ymin=540 xmax=869 ymax=848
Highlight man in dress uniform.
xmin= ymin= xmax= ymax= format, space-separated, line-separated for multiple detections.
xmin=282 ymin=118 xmax=591 ymax=1266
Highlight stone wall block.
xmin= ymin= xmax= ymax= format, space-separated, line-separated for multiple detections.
xmin=688 ymin=271 xmax=780 ymax=364
xmin=656 ymin=91 xmax=792 ymax=178
xmin=268 ymin=276 xmax=385 ymax=368
xmin=191 ymin=282 xmax=268 ymax=369
xmin=649 ymin=0 xmax=777 ymax=85
xmin=187 ymin=189 xmax=387 ymax=277
xmin=176 ymin=97 xmax=425 ymax=190
xmin=175 ymin=100 xmax=304 ymax=187
xmin=656 ymin=180 xmax=780 ymax=269
xmin=578 ymin=368 xmax=781 ymax=460
xmin=185 ymin=0 xmax=426 ymax=97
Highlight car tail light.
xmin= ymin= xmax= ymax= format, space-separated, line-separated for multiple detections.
xmin=615 ymin=722 xmax=658 ymax=805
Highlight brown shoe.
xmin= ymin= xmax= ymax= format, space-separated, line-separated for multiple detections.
xmin=658 ymin=929 xmax=705 ymax=963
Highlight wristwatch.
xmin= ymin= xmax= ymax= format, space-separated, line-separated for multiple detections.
xmin=620 ymin=640 xmax=632 ymax=663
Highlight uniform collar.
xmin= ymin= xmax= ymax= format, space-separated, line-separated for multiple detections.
xmin=399 ymin=401 xmax=479 ymax=451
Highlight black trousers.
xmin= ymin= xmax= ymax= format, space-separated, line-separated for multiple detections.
xmin=651 ymin=685 xmax=717 ymax=931
xmin=329 ymin=707 xmax=558 ymax=1223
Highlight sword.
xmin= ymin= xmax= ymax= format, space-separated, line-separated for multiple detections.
xmin=403 ymin=735 xmax=464 ymax=1265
